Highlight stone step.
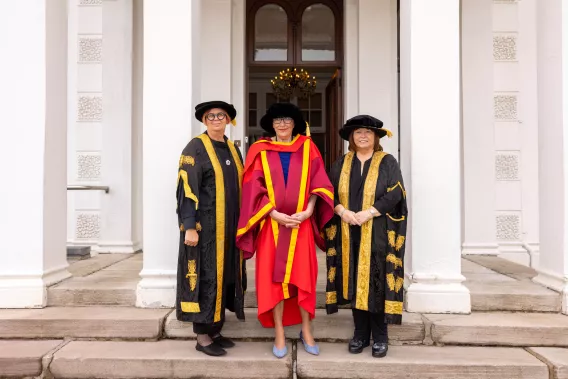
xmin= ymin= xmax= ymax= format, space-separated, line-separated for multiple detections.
xmin=45 ymin=340 xmax=552 ymax=379
xmin=49 ymin=340 xmax=291 ymax=379
xmin=0 ymin=307 xmax=171 ymax=340
xmin=47 ymin=277 xmax=138 ymax=306
xmin=47 ymin=254 xmax=141 ymax=307
xmin=246 ymin=286 xmax=562 ymax=313
xmin=0 ymin=340 xmax=62 ymax=378
xmin=466 ymin=281 xmax=562 ymax=312
xmin=426 ymin=312 xmax=568 ymax=347
xmin=296 ymin=343 xmax=549 ymax=379
xmin=528 ymin=347 xmax=568 ymax=379
xmin=165 ymin=308 xmax=425 ymax=343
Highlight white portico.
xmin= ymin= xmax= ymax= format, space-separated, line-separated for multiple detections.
xmin=0 ymin=0 xmax=566 ymax=317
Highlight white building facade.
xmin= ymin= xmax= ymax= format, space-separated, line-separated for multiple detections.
xmin=0 ymin=0 xmax=566 ymax=315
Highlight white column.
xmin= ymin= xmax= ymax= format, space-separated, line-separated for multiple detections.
xmin=358 ymin=0 xmax=398 ymax=158
xmin=534 ymin=0 xmax=568 ymax=314
xmin=0 ymin=1 xmax=70 ymax=307
xmin=231 ymin=0 xmax=246 ymax=148
xmin=400 ymin=0 xmax=470 ymax=313
xmin=95 ymin=0 xmax=140 ymax=254
xmin=461 ymin=0 xmax=498 ymax=256
xmin=201 ymin=0 xmax=231 ymax=114
xmin=137 ymin=0 xmax=201 ymax=307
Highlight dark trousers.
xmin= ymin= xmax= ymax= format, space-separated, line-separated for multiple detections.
xmin=352 ymin=308 xmax=388 ymax=343
xmin=193 ymin=320 xmax=224 ymax=336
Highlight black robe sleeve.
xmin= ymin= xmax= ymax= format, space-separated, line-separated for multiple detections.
xmin=325 ymin=157 xmax=344 ymax=314
xmin=373 ymin=154 xmax=405 ymax=215
xmin=379 ymin=155 xmax=408 ymax=324
xmin=177 ymin=140 xmax=203 ymax=231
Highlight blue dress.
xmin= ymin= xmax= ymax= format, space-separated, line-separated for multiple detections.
xmin=279 ymin=152 xmax=292 ymax=185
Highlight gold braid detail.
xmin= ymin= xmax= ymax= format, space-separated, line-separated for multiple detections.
xmin=197 ymin=134 xmax=225 ymax=323
xmin=328 ymin=267 xmax=336 ymax=283
xmin=179 ymin=155 xmax=196 ymax=167
xmin=387 ymin=181 xmax=406 ymax=198
xmin=385 ymin=300 xmax=403 ymax=315
xmin=388 ymin=230 xmax=396 ymax=248
xmin=327 ymin=248 xmax=337 ymax=257
xmin=338 ymin=152 xmax=354 ymax=299
xmin=325 ymin=225 xmax=337 ymax=240
xmin=396 ymin=235 xmax=405 ymax=251
xmin=186 ymin=260 xmax=197 ymax=291
xmin=326 ymin=291 xmax=337 ymax=304
xmin=355 ymin=152 xmax=387 ymax=311
xmin=386 ymin=253 xmax=403 ymax=269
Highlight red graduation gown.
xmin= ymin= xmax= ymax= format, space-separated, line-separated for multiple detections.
xmin=236 ymin=135 xmax=334 ymax=327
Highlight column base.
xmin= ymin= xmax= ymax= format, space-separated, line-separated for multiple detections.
xmin=136 ymin=270 xmax=176 ymax=308
xmin=461 ymin=242 xmax=500 ymax=255
xmin=92 ymin=241 xmax=142 ymax=254
xmin=0 ymin=267 xmax=70 ymax=308
xmin=496 ymin=242 xmax=532 ymax=267
xmin=405 ymin=277 xmax=471 ymax=314
xmin=533 ymin=269 xmax=568 ymax=314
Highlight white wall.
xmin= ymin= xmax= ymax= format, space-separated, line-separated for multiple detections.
xmin=344 ymin=0 xmax=398 ymax=160
xmin=492 ymin=0 xmax=540 ymax=266
xmin=461 ymin=0 xmax=498 ymax=256
xmin=200 ymin=0 xmax=246 ymax=146
xmin=67 ymin=0 xmax=104 ymax=251
xmin=97 ymin=0 xmax=140 ymax=254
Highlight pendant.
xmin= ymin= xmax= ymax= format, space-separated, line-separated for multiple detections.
xmin=226 ymin=159 xmax=231 ymax=166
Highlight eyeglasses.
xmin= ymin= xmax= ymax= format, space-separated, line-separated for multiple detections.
xmin=205 ymin=112 xmax=227 ymax=121
xmin=273 ymin=117 xmax=293 ymax=125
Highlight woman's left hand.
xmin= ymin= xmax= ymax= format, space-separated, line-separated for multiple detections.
xmin=354 ymin=210 xmax=374 ymax=225
xmin=291 ymin=208 xmax=313 ymax=223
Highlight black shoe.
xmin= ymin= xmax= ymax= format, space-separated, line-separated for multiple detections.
xmin=348 ymin=338 xmax=370 ymax=354
xmin=372 ymin=342 xmax=388 ymax=358
xmin=211 ymin=334 xmax=235 ymax=349
xmin=196 ymin=342 xmax=227 ymax=356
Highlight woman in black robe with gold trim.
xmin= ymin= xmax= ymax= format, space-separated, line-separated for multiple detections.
xmin=176 ymin=101 xmax=246 ymax=357
xmin=325 ymin=115 xmax=407 ymax=358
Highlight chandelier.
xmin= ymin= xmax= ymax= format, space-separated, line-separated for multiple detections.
xmin=270 ymin=68 xmax=317 ymax=99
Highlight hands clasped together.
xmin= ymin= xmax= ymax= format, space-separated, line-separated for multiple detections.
xmin=339 ymin=208 xmax=375 ymax=226
xmin=270 ymin=208 xmax=313 ymax=229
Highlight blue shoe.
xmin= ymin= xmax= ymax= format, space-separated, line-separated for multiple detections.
xmin=272 ymin=344 xmax=288 ymax=358
xmin=299 ymin=331 xmax=320 ymax=356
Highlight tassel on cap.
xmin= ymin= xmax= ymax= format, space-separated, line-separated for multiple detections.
xmin=305 ymin=121 xmax=311 ymax=137
xmin=231 ymin=118 xmax=237 ymax=127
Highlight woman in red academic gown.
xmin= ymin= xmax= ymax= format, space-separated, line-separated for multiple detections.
xmin=236 ymin=103 xmax=334 ymax=358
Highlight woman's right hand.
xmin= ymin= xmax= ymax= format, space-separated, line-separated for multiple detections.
xmin=270 ymin=210 xmax=301 ymax=229
xmin=184 ymin=229 xmax=199 ymax=247
xmin=341 ymin=210 xmax=360 ymax=226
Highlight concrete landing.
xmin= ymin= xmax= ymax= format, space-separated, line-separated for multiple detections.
xmin=48 ymin=253 xmax=562 ymax=314
xmin=48 ymin=254 xmax=141 ymax=306
xmin=462 ymin=256 xmax=561 ymax=312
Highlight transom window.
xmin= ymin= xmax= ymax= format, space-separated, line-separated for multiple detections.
xmin=248 ymin=0 xmax=342 ymax=66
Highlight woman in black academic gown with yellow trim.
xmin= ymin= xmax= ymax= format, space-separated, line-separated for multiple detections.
xmin=324 ymin=115 xmax=408 ymax=358
xmin=176 ymin=101 xmax=246 ymax=357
